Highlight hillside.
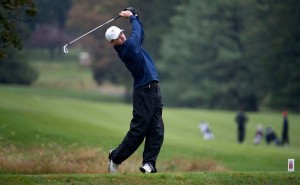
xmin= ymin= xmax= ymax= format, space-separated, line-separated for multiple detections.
xmin=0 ymin=85 xmax=299 ymax=174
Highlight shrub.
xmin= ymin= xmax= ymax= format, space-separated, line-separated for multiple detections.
xmin=0 ymin=48 xmax=38 ymax=85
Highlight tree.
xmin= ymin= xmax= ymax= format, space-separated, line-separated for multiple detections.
xmin=0 ymin=47 xmax=38 ymax=84
xmin=246 ymin=0 xmax=300 ymax=111
xmin=27 ymin=24 xmax=67 ymax=58
xmin=130 ymin=0 xmax=186 ymax=59
xmin=32 ymin=0 xmax=72 ymax=29
xmin=25 ymin=0 xmax=72 ymax=58
xmin=0 ymin=0 xmax=37 ymax=59
xmin=159 ymin=0 xmax=258 ymax=110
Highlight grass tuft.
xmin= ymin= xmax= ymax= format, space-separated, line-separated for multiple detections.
xmin=0 ymin=144 xmax=227 ymax=174
xmin=0 ymin=144 xmax=108 ymax=174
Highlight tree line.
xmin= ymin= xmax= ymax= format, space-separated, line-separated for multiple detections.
xmin=1 ymin=0 xmax=299 ymax=111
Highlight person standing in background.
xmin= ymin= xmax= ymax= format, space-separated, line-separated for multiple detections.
xmin=235 ymin=110 xmax=248 ymax=143
xmin=281 ymin=110 xmax=289 ymax=146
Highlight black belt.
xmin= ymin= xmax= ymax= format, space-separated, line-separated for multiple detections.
xmin=141 ymin=82 xmax=159 ymax=89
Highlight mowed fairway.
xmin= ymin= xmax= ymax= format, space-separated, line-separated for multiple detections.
xmin=0 ymin=55 xmax=300 ymax=183
xmin=0 ymin=85 xmax=300 ymax=174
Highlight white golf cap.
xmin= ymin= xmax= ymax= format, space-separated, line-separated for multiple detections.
xmin=105 ymin=26 xmax=124 ymax=42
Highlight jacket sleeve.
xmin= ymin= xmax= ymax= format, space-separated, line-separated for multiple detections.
xmin=127 ymin=15 xmax=144 ymax=53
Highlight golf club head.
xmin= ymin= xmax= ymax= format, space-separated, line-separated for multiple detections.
xmin=63 ymin=44 xmax=69 ymax=54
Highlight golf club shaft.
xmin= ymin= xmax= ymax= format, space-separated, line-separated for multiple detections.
xmin=67 ymin=15 xmax=121 ymax=46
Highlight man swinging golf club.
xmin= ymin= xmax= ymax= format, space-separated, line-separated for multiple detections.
xmin=105 ymin=7 xmax=164 ymax=173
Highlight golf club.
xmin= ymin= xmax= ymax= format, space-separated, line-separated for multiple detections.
xmin=63 ymin=15 xmax=121 ymax=54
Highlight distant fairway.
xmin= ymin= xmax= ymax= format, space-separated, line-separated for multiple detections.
xmin=1 ymin=52 xmax=300 ymax=173
xmin=0 ymin=85 xmax=299 ymax=175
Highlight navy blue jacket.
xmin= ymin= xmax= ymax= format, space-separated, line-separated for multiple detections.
xmin=114 ymin=15 xmax=159 ymax=89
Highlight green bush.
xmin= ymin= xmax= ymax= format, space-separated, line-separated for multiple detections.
xmin=0 ymin=49 xmax=38 ymax=85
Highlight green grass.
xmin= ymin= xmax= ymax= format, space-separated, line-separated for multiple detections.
xmin=1 ymin=172 xmax=300 ymax=185
xmin=30 ymin=54 xmax=98 ymax=91
xmin=1 ymin=52 xmax=300 ymax=184
xmin=0 ymin=85 xmax=300 ymax=173
xmin=0 ymin=85 xmax=125 ymax=147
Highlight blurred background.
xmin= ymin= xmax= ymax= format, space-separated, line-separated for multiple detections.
xmin=1 ymin=0 xmax=299 ymax=112
xmin=1 ymin=0 xmax=300 ymax=174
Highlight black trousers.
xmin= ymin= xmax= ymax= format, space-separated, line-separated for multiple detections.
xmin=238 ymin=127 xmax=245 ymax=143
xmin=111 ymin=85 xmax=164 ymax=170
xmin=282 ymin=129 xmax=289 ymax=145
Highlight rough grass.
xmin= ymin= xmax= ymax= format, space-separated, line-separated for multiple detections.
xmin=0 ymin=144 xmax=108 ymax=174
xmin=0 ymin=144 xmax=227 ymax=174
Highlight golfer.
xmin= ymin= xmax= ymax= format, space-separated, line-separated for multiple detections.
xmin=281 ymin=110 xmax=289 ymax=146
xmin=235 ymin=110 xmax=248 ymax=143
xmin=105 ymin=8 xmax=164 ymax=173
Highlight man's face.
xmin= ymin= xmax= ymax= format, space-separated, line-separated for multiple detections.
xmin=111 ymin=32 xmax=126 ymax=45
